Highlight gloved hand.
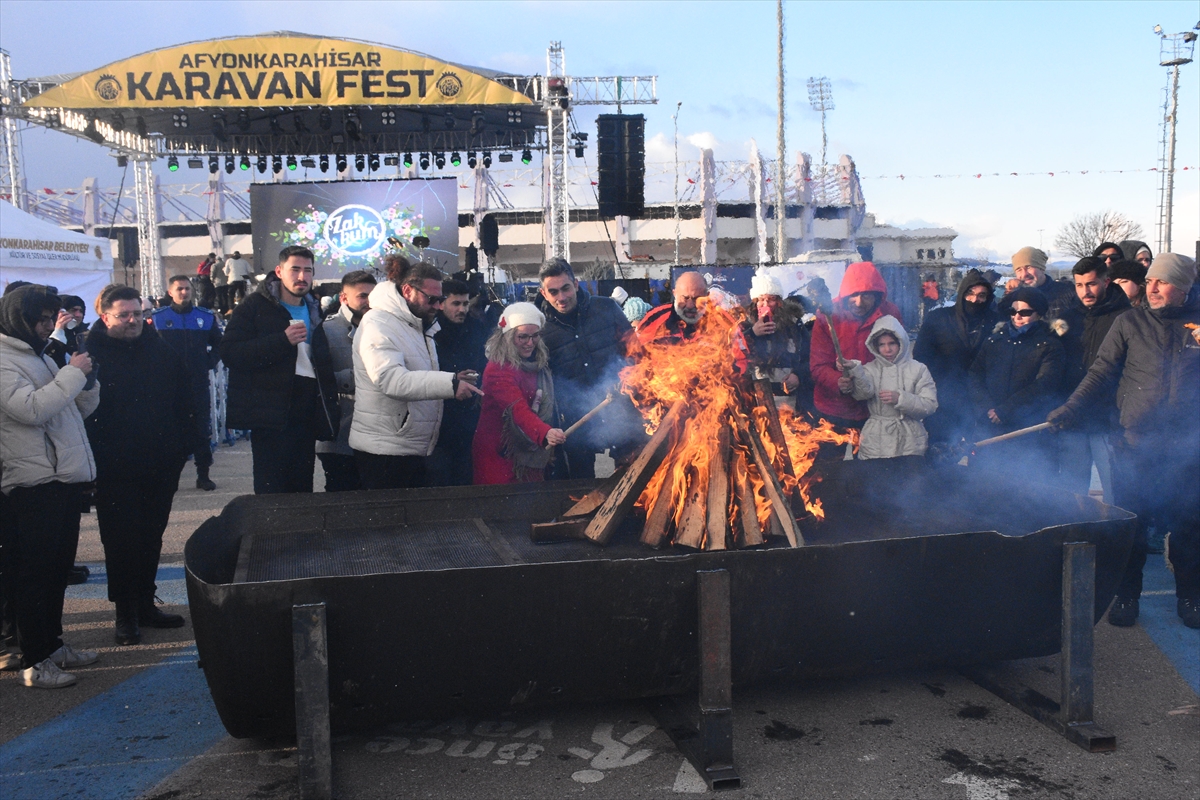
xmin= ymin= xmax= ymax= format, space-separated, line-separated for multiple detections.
xmin=1047 ymin=404 xmax=1077 ymax=430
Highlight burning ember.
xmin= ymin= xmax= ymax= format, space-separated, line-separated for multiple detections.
xmin=620 ymin=299 xmax=851 ymax=548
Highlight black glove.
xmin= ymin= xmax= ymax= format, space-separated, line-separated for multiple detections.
xmin=1047 ymin=405 xmax=1077 ymax=430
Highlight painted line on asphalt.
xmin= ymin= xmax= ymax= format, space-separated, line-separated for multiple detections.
xmin=65 ymin=563 xmax=188 ymax=606
xmin=0 ymin=747 xmax=295 ymax=779
xmin=1140 ymin=555 xmax=1200 ymax=695
xmin=0 ymin=648 xmax=226 ymax=800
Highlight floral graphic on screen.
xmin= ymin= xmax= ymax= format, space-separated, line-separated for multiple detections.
xmin=270 ymin=202 xmax=438 ymax=267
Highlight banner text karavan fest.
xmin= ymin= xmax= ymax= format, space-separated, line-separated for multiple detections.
xmin=23 ymin=36 xmax=535 ymax=109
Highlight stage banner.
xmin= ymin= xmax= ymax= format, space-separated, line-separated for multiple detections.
xmin=23 ymin=35 xmax=534 ymax=110
xmin=250 ymin=177 xmax=458 ymax=279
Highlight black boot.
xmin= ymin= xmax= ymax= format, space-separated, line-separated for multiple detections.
xmin=196 ymin=466 xmax=216 ymax=492
xmin=115 ymin=602 xmax=141 ymax=645
xmin=139 ymin=598 xmax=185 ymax=628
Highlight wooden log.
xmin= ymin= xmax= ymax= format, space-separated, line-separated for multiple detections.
xmin=751 ymin=379 xmax=796 ymax=481
xmin=529 ymin=518 xmax=589 ymax=543
xmin=673 ymin=466 xmax=707 ymax=549
xmin=640 ymin=455 xmax=679 ymax=548
xmin=731 ymin=447 xmax=764 ymax=547
xmin=562 ymin=466 xmax=627 ymax=519
xmin=584 ymin=400 xmax=687 ymax=546
xmin=739 ymin=418 xmax=804 ymax=547
xmin=705 ymin=424 xmax=732 ymax=550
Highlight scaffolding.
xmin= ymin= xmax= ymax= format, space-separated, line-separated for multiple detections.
xmin=0 ymin=49 xmax=26 ymax=210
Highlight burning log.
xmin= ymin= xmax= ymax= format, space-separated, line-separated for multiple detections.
xmin=641 ymin=453 xmax=679 ymax=548
xmin=705 ymin=424 xmax=732 ymax=550
xmin=731 ymin=447 xmax=764 ymax=547
xmin=739 ymin=418 xmax=803 ymax=547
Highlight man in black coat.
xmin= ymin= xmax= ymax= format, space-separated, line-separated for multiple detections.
xmin=220 ymin=246 xmax=340 ymax=494
xmin=535 ymin=258 xmax=636 ymax=479
xmin=85 ymin=286 xmax=193 ymax=645
xmin=1011 ymin=246 xmax=1076 ymax=318
xmin=1049 ymin=253 xmax=1199 ymax=629
xmin=429 ymin=279 xmax=490 ymax=486
xmin=913 ymin=269 xmax=1000 ymax=446
xmin=1053 ymin=257 xmax=1130 ymax=500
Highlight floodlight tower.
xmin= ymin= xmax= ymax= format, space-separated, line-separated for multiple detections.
xmin=807 ymin=76 xmax=834 ymax=170
xmin=0 ymin=49 xmax=26 ymax=209
xmin=1153 ymin=23 xmax=1197 ymax=253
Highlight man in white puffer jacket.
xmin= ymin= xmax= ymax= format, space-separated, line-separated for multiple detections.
xmin=350 ymin=259 xmax=482 ymax=489
xmin=0 ymin=285 xmax=101 ymax=689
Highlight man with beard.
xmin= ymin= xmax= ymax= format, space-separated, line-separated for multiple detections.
xmin=314 ymin=270 xmax=376 ymax=492
xmin=221 ymin=246 xmax=340 ymax=494
xmin=737 ymin=273 xmax=813 ymax=413
xmin=1011 ymin=246 xmax=1075 ymax=317
xmin=1053 ymin=256 xmax=1130 ymax=501
xmin=350 ymin=259 xmax=482 ymax=490
xmin=636 ymin=271 xmax=709 ymax=345
xmin=152 ymin=276 xmax=223 ymax=490
xmin=914 ymin=269 xmax=1001 ymax=446
xmin=85 ymin=286 xmax=193 ymax=645
xmin=1049 ymin=253 xmax=1199 ymax=629
xmin=429 ymin=279 xmax=490 ymax=486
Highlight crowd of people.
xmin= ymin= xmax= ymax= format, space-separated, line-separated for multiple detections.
xmin=1 ymin=239 xmax=1196 ymax=691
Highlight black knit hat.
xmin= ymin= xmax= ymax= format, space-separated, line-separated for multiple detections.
xmin=1107 ymin=259 xmax=1147 ymax=285
xmin=998 ymin=286 xmax=1049 ymax=317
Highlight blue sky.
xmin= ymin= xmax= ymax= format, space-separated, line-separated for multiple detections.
xmin=1 ymin=0 xmax=1196 ymax=261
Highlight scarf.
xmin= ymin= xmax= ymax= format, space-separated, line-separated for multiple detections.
xmin=500 ymin=361 xmax=557 ymax=482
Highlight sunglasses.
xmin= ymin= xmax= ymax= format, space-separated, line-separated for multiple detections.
xmin=1099 ymin=253 xmax=1120 ymax=261
xmin=1009 ymin=308 xmax=1036 ymax=318
xmin=413 ymin=287 xmax=446 ymax=304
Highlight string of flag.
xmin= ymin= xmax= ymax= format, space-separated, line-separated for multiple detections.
xmin=857 ymin=166 xmax=1194 ymax=181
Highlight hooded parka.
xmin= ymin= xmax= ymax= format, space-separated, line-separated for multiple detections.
xmin=847 ymin=316 xmax=938 ymax=459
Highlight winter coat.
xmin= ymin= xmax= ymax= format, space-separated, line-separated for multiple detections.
xmin=349 ymin=281 xmax=455 ymax=457
xmin=969 ymin=319 xmax=1065 ymax=432
xmin=434 ymin=311 xmax=490 ymax=453
xmin=151 ymin=302 xmax=222 ymax=385
xmin=913 ymin=270 xmax=999 ymax=442
xmin=219 ymin=276 xmax=339 ymax=438
xmin=737 ymin=299 xmax=813 ymax=405
xmin=536 ymin=289 xmax=632 ymax=419
xmin=0 ymin=333 xmax=98 ymax=491
xmin=847 ymin=316 xmax=938 ymax=459
xmin=1055 ymin=282 xmax=1130 ymax=432
xmin=472 ymin=362 xmax=554 ymax=484
xmin=314 ymin=306 xmax=357 ymax=456
xmin=225 ymin=257 xmax=253 ymax=282
xmin=83 ymin=320 xmax=193 ymax=480
xmin=1036 ymin=276 xmax=1079 ymax=323
xmin=1057 ymin=296 xmax=1199 ymax=446
xmin=636 ymin=304 xmax=699 ymax=345
xmin=810 ymin=262 xmax=903 ymax=422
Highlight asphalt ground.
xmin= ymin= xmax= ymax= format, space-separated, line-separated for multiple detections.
xmin=1 ymin=440 xmax=1197 ymax=800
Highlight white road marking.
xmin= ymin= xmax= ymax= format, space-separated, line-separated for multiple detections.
xmin=672 ymin=759 xmax=708 ymax=793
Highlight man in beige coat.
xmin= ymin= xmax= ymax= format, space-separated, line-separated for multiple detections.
xmin=0 ymin=285 xmax=101 ymax=689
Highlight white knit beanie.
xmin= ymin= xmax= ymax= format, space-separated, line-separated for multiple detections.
xmin=611 ymin=286 xmax=629 ymax=305
xmin=498 ymin=302 xmax=545 ymax=331
xmin=750 ymin=273 xmax=784 ymax=300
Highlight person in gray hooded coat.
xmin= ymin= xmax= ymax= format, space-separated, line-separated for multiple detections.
xmin=844 ymin=315 xmax=938 ymax=460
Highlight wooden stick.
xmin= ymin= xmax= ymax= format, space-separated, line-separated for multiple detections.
xmin=563 ymin=394 xmax=614 ymax=439
xmin=739 ymin=418 xmax=803 ymax=547
xmin=731 ymin=448 xmax=764 ymax=547
xmin=705 ymin=425 xmax=732 ymax=550
xmin=640 ymin=455 xmax=679 ymax=548
xmin=584 ymin=400 xmax=686 ymax=546
xmin=674 ymin=471 xmax=707 ymax=549
xmin=561 ymin=466 xmax=627 ymax=519
xmin=974 ymin=422 xmax=1053 ymax=449
xmin=751 ymin=378 xmax=796 ymax=482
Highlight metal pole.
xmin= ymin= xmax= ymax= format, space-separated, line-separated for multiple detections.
xmin=133 ymin=157 xmax=163 ymax=299
xmin=1163 ymin=64 xmax=1180 ymax=252
xmin=0 ymin=49 xmax=27 ymax=210
xmin=774 ymin=0 xmax=787 ymax=264
xmin=673 ymin=102 xmax=681 ymax=265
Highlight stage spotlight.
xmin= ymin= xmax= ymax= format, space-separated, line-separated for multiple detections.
xmin=319 ymin=154 xmax=329 ymax=172
xmin=482 ymin=152 xmax=492 ymax=168
xmin=521 ymin=149 xmax=532 ymax=165
xmin=225 ymin=155 xmax=235 ymax=174
xmin=369 ymin=154 xmax=381 ymax=171
xmin=467 ymin=152 xmax=477 ymax=168
xmin=575 ymin=145 xmax=585 ymax=158
xmin=272 ymin=155 xmax=283 ymax=173
xmin=498 ymin=152 xmax=513 ymax=163
xmin=270 ymin=117 xmax=283 ymax=135
xmin=345 ymin=111 xmax=362 ymax=141
xmin=293 ymin=113 xmax=308 ymax=133
xmin=236 ymin=109 xmax=251 ymax=133
xmin=172 ymin=112 xmax=189 ymax=129
xmin=403 ymin=152 xmax=413 ymax=168
xmin=240 ymin=156 xmax=251 ymax=171
xmin=336 ymin=154 xmax=348 ymax=172
xmin=187 ymin=157 xmax=204 ymax=169
xmin=301 ymin=157 xmax=316 ymax=169
xmin=507 ymin=109 xmax=522 ymax=124
xmin=209 ymin=155 xmax=219 ymax=173
xmin=116 ymin=155 xmax=128 ymax=168
xmin=212 ymin=114 xmax=228 ymax=142
xmin=286 ymin=156 xmax=298 ymax=171
xmin=383 ymin=156 xmax=399 ymax=167
xmin=381 ymin=110 xmax=395 ymax=125
xmin=257 ymin=155 xmax=267 ymax=173
xmin=419 ymin=153 xmax=430 ymax=170
xmin=435 ymin=153 xmax=446 ymax=169
xmin=470 ymin=111 xmax=485 ymax=135
xmin=444 ymin=112 xmax=456 ymax=130
xmin=167 ymin=155 xmax=179 ymax=172
xmin=135 ymin=116 xmax=148 ymax=138
xmin=111 ymin=112 xmax=126 ymax=132
xmin=355 ymin=154 xmax=365 ymax=172
xmin=450 ymin=152 xmax=461 ymax=167
xmin=319 ymin=109 xmax=332 ymax=130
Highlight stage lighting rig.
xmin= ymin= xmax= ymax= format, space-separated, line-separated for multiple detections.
xmin=521 ymin=149 xmax=533 ymax=165
xmin=381 ymin=110 xmax=396 ymax=125
xmin=435 ymin=153 xmax=446 ymax=169
xmin=116 ymin=155 xmax=128 ymax=168
xmin=272 ymin=155 xmax=283 ymax=174
xmin=270 ymin=117 xmax=284 ymax=135
xmin=355 ymin=154 xmax=366 ymax=172
xmin=345 ymin=111 xmax=362 ymax=141
xmin=236 ymin=110 xmax=251 ymax=133
xmin=209 ymin=155 xmax=219 ymax=174
xmin=257 ymin=155 xmax=267 ymax=173
xmin=167 ymin=155 xmax=179 ymax=172
xmin=286 ymin=156 xmax=297 ymax=171
xmin=470 ymin=111 xmax=485 ymax=135
xmin=482 ymin=152 xmax=492 ymax=168
xmin=224 ymin=155 xmax=235 ymax=174
xmin=187 ymin=157 xmax=204 ymax=170
xmin=467 ymin=152 xmax=477 ymax=168
xmin=444 ymin=112 xmax=456 ymax=130
xmin=369 ymin=154 xmax=381 ymax=171
xmin=450 ymin=152 xmax=461 ymax=167
xmin=507 ymin=109 xmax=522 ymax=124
xmin=319 ymin=155 xmax=330 ymax=172
xmin=336 ymin=154 xmax=348 ymax=172
xmin=498 ymin=152 xmax=513 ymax=163
xmin=212 ymin=114 xmax=228 ymax=142
xmin=419 ymin=153 xmax=430 ymax=170
xmin=110 ymin=112 xmax=126 ymax=132
xmin=239 ymin=155 xmax=250 ymax=171
xmin=403 ymin=152 xmax=414 ymax=168
xmin=319 ymin=109 xmax=332 ymax=130
xmin=293 ymin=113 xmax=308 ymax=133
xmin=301 ymin=157 xmax=316 ymax=169
xmin=135 ymin=116 xmax=148 ymax=138
xmin=172 ymin=112 xmax=189 ymax=129
xmin=384 ymin=156 xmax=399 ymax=167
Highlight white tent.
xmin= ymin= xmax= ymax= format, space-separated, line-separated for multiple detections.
xmin=0 ymin=201 xmax=114 ymax=310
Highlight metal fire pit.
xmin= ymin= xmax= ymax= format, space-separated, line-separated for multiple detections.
xmin=185 ymin=460 xmax=1134 ymax=742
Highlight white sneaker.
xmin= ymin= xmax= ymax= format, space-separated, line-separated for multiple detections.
xmin=20 ymin=658 xmax=77 ymax=689
xmin=50 ymin=644 xmax=99 ymax=669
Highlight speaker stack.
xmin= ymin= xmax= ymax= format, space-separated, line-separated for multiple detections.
xmin=596 ymin=114 xmax=645 ymax=219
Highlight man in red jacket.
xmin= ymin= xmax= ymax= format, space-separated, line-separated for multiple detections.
xmin=809 ymin=261 xmax=903 ymax=434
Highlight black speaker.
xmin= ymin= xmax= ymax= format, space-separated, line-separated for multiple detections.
xmin=479 ymin=214 xmax=500 ymax=258
xmin=596 ymin=114 xmax=645 ymax=219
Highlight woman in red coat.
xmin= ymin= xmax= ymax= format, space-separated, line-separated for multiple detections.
xmin=472 ymin=303 xmax=567 ymax=484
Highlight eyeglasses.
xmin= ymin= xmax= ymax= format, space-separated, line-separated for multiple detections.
xmin=1099 ymin=253 xmax=1119 ymax=262
xmin=106 ymin=311 xmax=144 ymax=322
xmin=1009 ymin=308 xmax=1036 ymax=318
xmin=413 ymin=286 xmax=446 ymax=305
xmin=515 ymin=332 xmax=541 ymax=344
